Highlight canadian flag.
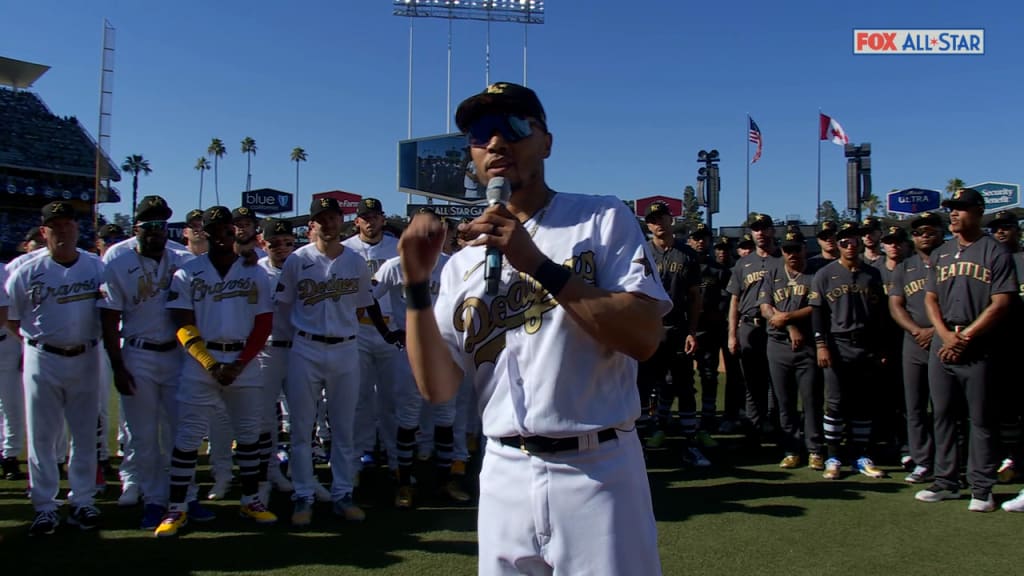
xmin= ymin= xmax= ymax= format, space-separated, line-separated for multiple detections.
xmin=819 ymin=113 xmax=849 ymax=145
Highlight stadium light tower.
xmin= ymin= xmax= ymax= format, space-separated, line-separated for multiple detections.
xmin=392 ymin=0 xmax=545 ymax=134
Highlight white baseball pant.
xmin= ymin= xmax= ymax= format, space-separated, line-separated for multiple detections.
xmin=257 ymin=344 xmax=289 ymax=472
xmin=0 ymin=333 xmax=23 ymax=459
xmin=24 ymin=344 xmax=100 ymax=512
xmin=286 ymin=337 xmax=360 ymax=501
xmin=353 ymin=339 xmax=399 ymax=468
xmin=395 ymin=354 xmax=455 ymax=430
xmin=477 ymin=428 xmax=661 ymax=575
xmin=173 ymin=379 xmax=262 ymax=452
xmin=97 ymin=346 xmax=112 ymax=461
xmin=207 ymin=403 xmax=235 ymax=481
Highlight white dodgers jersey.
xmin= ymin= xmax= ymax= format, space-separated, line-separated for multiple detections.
xmin=372 ymin=253 xmax=448 ymax=331
xmin=342 ymin=234 xmax=398 ymax=341
xmin=275 ymin=243 xmax=373 ymax=338
xmin=433 ymin=193 xmax=671 ymax=438
xmin=258 ymin=256 xmax=294 ymax=343
xmin=6 ymin=251 xmax=105 ymax=346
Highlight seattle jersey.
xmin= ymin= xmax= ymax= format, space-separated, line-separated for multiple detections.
xmin=100 ymin=247 xmax=195 ymax=342
xmin=372 ymin=253 xmax=449 ymax=331
xmin=6 ymin=251 xmax=105 ymax=346
xmin=433 ymin=192 xmax=671 ymax=438
xmin=275 ymin=243 xmax=373 ymax=339
xmin=258 ymin=256 xmax=294 ymax=342
xmin=925 ymin=235 xmax=1016 ymax=326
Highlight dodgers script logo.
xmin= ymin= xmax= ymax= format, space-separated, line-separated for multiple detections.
xmin=296 ymin=276 xmax=361 ymax=305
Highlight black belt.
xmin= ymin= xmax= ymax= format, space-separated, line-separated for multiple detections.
xmin=207 ymin=341 xmax=245 ymax=352
xmin=27 ymin=339 xmax=97 ymax=358
xmin=269 ymin=340 xmax=292 ymax=348
xmin=126 ymin=338 xmax=178 ymax=352
xmin=945 ymin=323 xmax=968 ymax=332
xmin=499 ymin=428 xmax=618 ymax=455
xmin=297 ymin=330 xmax=355 ymax=345
xmin=0 ymin=333 xmax=6 ymax=343
xmin=741 ymin=316 xmax=764 ymax=328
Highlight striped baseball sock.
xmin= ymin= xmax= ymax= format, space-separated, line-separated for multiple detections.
xmin=235 ymin=441 xmax=260 ymax=499
xmin=823 ymin=412 xmax=844 ymax=460
xmin=257 ymin=432 xmax=272 ymax=482
xmin=680 ymin=411 xmax=698 ymax=442
xmin=396 ymin=427 xmax=417 ymax=485
xmin=169 ymin=447 xmax=198 ymax=512
xmin=434 ymin=426 xmax=454 ymax=483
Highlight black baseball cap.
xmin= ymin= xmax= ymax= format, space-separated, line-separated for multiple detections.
xmin=186 ymin=209 xmax=204 ymax=223
xmin=645 ymin=201 xmax=672 ymax=222
xmin=861 ymin=216 xmax=881 ymax=232
xmin=749 ymin=213 xmax=774 ymax=231
xmin=836 ymin=221 xmax=862 ymax=239
xmin=988 ymin=210 xmax=1019 ymax=230
xmin=911 ymin=212 xmax=944 ymax=230
xmin=737 ymin=233 xmax=755 ymax=248
xmin=135 ymin=195 xmax=172 ymax=222
xmin=781 ymin=229 xmax=806 ymax=250
xmin=942 ymin=187 xmax=985 ymax=210
xmin=202 ymin=206 xmax=232 ymax=229
xmin=817 ymin=220 xmax=838 ymax=238
xmin=98 ymin=224 xmax=125 ymax=240
xmin=41 ymin=201 xmax=75 ymax=225
xmin=310 ymin=196 xmax=343 ymax=218
xmin=231 ymin=206 xmax=257 ymax=223
xmin=262 ymin=218 xmax=294 ymax=238
xmin=881 ymin=225 xmax=909 ymax=243
xmin=690 ymin=223 xmax=712 ymax=239
xmin=714 ymin=235 xmax=730 ymax=249
xmin=455 ymin=82 xmax=547 ymax=133
xmin=23 ymin=227 xmax=42 ymax=243
xmin=357 ymin=197 xmax=384 ymax=218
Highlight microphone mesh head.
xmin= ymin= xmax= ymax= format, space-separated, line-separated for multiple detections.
xmin=485 ymin=177 xmax=511 ymax=205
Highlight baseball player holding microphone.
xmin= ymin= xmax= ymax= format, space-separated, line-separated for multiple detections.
xmin=402 ymin=82 xmax=669 ymax=575
xmin=7 ymin=201 xmax=105 ymax=535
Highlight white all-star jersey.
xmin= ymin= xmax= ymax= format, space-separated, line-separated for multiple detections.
xmin=258 ymin=256 xmax=294 ymax=343
xmin=6 ymin=251 xmax=105 ymax=346
xmin=99 ymin=247 xmax=195 ymax=342
xmin=274 ymin=243 xmax=373 ymax=339
xmin=372 ymin=253 xmax=449 ymax=331
xmin=433 ymin=192 xmax=671 ymax=438
xmin=342 ymin=234 xmax=398 ymax=337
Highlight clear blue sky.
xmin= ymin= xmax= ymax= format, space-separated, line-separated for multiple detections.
xmin=2 ymin=0 xmax=1020 ymax=228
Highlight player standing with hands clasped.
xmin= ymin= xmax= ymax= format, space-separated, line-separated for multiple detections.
xmin=401 ymin=82 xmax=669 ymax=575
xmin=914 ymin=189 xmax=1016 ymax=512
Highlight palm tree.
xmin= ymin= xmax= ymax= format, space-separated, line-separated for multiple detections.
xmin=120 ymin=154 xmax=152 ymax=217
xmin=291 ymin=146 xmax=308 ymax=216
xmin=945 ymin=177 xmax=965 ymax=199
xmin=195 ymin=157 xmax=211 ymax=208
xmin=861 ymin=193 xmax=881 ymax=217
xmin=207 ymin=138 xmax=226 ymax=204
xmin=241 ymin=136 xmax=257 ymax=192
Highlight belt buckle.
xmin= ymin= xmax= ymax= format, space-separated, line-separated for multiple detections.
xmin=518 ymin=438 xmax=530 ymax=455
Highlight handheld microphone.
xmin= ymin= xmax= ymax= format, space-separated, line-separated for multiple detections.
xmin=484 ymin=176 xmax=511 ymax=296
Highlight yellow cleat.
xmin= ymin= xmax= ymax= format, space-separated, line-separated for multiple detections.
xmin=239 ymin=500 xmax=277 ymax=525
xmin=823 ymin=458 xmax=842 ymax=480
xmin=779 ymin=454 xmax=801 ymax=469
xmin=808 ymin=453 xmax=826 ymax=471
xmin=154 ymin=510 xmax=187 ymax=538
xmin=395 ymin=485 xmax=415 ymax=509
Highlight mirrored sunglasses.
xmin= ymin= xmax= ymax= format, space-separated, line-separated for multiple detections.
xmin=466 ymin=114 xmax=535 ymax=148
xmin=138 ymin=220 xmax=167 ymax=231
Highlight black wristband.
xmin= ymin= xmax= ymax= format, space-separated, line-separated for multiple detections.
xmin=533 ymin=259 xmax=572 ymax=296
xmin=406 ymin=281 xmax=432 ymax=310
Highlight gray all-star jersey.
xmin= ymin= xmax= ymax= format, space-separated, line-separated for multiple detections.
xmin=648 ymin=239 xmax=701 ymax=328
xmin=809 ymin=259 xmax=884 ymax=335
xmin=1013 ymin=252 xmax=1024 ymax=303
xmin=925 ymin=235 xmax=1017 ymax=326
xmin=727 ymin=250 xmax=781 ymax=318
xmin=888 ymin=253 xmax=932 ymax=328
xmin=757 ymin=265 xmax=814 ymax=339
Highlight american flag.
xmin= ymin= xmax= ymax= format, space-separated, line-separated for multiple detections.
xmin=749 ymin=116 xmax=763 ymax=164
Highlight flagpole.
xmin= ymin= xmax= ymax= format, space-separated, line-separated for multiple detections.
xmin=745 ymin=113 xmax=750 ymax=220
xmin=816 ymin=108 xmax=822 ymax=223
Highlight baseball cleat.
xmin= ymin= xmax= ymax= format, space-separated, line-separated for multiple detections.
xmin=140 ymin=504 xmax=167 ymax=530
xmin=823 ymin=458 xmax=842 ymax=480
xmin=1001 ymin=489 xmax=1024 ymax=512
xmin=395 ymin=485 xmax=415 ymax=509
xmin=683 ymin=446 xmax=711 ymax=468
xmin=696 ymin=430 xmax=719 ymax=449
xmin=29 ymin=510 xmax=60 ymax=537
xmin=900 ymin=455 xmax=915 ymax=472
xmin=2 ymin=456 xmax=24 ymax=481
xmin=118 ymin=483 xmax=141 ymax=507
xmin=968 ymin=493 xmax=995 ymax=513
xmin=853 ymin=457 xmax=887 ymax=479
xmin=187 ymin=501 xmax=216 ymax=523
xmin=239 ymin=499 xmax=277 ymax=524
xmin=67 ymin=505 xmax=101 ymax=531
xmin=808 ymin=453 xmax=826 ymax=471
xmin=207 ymin=477 xmax=231 ymax=501
xmin=292 ymin=498 xmax=314 ymax=527
xmin=904 ymin=466 xmax=933 ymax=484
xmin=779 ymin=454 xmax=801 ymax=469
xmin=998 ymin=458 xmax=1017 ymax=483
xmin=333 ymin=494 xmax=365 ymax=522
xmin=154 ymin=510 xmax=187 ymax=538
xmin=915 ymin=485 xmax=960 ymax=503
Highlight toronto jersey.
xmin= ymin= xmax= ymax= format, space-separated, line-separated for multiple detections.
xmin=727 ymin=250 xmax=780 ymax=317
xmin=258 ymin=256 xmax=294 ymax=342
xmin=925 ymin=235 xmax=1017 ymax=326
xmin=757 ymin=264 xmax=814 ymax=339
xmin=888 ymin=253 xmax=932 ymax=328
xmin=6 ymin=251 xmax=105 ymax=346
xmin=99 ymin=247 xmax=195 ymax=342
xmin=342 ymin=234 xmax=398 ymax=337
xmin=433 ymin=192 xmax=672 ymax=438
xmin=372 ymin=253 xmax=449 ymax=331
xmin=274 ymin=243 xmax=373 ymax=338
xmin=809 ymin=259 xmax=884 ymax=335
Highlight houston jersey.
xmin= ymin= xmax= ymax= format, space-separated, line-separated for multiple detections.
xmin=275 ymin=243 xmax=373 ymax=338
xmin=372 ymin=253 xmax=449 ymax=331
xmin=100 ymin=248 xmax=194 ymax=342
xmin=6 ymin=251 xmax=104 ymax=346
xmin=433 ymin=192 xmax=671 ymax=438
xmin=258 ymin=256 xmax=294 ymax=342
xmin=342 ymin=234 xmax=398 ymax=338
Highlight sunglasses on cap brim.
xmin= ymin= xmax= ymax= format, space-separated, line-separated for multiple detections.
xmin=137 ymin=220 xmax=168 ymax=231
xmin=466 ymin=114 xmax=538 ymax=148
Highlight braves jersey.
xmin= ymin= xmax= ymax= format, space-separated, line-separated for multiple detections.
xmin=757 ymin=264 xmax=814 ymax=339
xmin=99 ymin=247 xmax=195 ymax=342
xmin=647 ymin=240 xmax=700 ymax=328
xmin=372 ymin=253 xmax=449 ymax=331
xmin=6 ymin=248 xmax=50 ymax=275
xmin=104 ymin=237 xmax=190 ymax=263
xmin=433 ymin=192 xmax=671 ymax=438
xmin=727 ymin=250 xmax=781 ymax=317
xmin=809 ymin=260 xmax=884 ymax=335
xmin=258 ymin=256 xmax=294 ymax=342
xmin=925 ymin=235 xmax=1016 ymax=326
xmin=6 ymin=251 xmax=104 ymax=346
xmin=888 ymin=253 xmax=932 ymax=328
xmin=275 ymin=243 xmax=373 ymax=338
xmin=343 ymin=234 xmax=398 ymax=339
